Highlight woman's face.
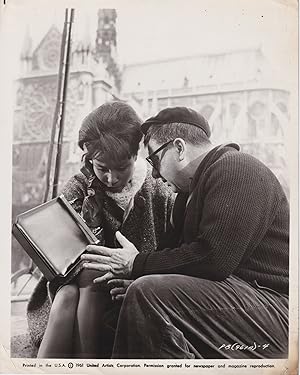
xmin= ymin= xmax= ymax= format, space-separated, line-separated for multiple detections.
xmin=91 ymin=155 xmax=137 ymax=193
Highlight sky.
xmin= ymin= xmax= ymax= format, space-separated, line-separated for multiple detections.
xmin=0 ymin=0 xmax=297 ymax=68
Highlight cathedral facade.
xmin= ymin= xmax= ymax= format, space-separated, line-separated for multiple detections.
xmin=122 ymin=50 xmax=290 ymax=196
xmin=12 ymin=9 xmax=290 ymax=274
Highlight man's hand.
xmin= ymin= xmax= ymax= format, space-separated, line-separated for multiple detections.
xmin=81 ymin=231 xmax=139 ymax=283
xmin=108 ymin=279 xmax=133 ymax=301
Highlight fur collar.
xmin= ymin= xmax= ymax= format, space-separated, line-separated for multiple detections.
xmin=106 ymin=156 xmax=147 ymax=212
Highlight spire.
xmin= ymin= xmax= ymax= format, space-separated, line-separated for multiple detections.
xmin=82 ymin=16 xmax=92 ymax=52
xmin=95 ymin=9 xmax=117 ymax=63
xmin=21 ymin=25 xmax=32 ymax=60
xmin=95 ymin=9 xmax=120 ymax=91
xmin=72 ymin=18 xmax=93 ymax=69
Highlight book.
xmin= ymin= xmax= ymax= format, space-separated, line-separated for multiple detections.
xmin=12 ymin=194 xmax=99 ymax=281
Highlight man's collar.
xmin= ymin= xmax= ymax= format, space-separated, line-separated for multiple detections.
xmin=189 ymin=142 xmax=240 ymax=192
xmin=220 ymin=142 xmax=240 ymax=151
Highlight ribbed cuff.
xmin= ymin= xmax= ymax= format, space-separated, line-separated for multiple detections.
xmin=131 ymin=252 xmax=150 ymax=279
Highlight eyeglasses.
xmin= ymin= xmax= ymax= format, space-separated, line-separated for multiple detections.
xmin=146 ymin=140 xmax=174 ymax=175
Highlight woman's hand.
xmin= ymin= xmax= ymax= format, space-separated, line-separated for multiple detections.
xmin=107 ymin=279 xmax=133 ymax=301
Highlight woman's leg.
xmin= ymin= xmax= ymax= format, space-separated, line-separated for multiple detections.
xmin=73 ymin=270 xmax=120 ymax=358
xmin=37 ymin=284 xmax=79 ymax=358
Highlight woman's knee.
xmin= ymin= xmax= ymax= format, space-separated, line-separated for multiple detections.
xmin=51 ymin=284 xmax=79 ymax=314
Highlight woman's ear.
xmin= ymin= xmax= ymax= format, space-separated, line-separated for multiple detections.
xmin=173 ymin=138 xmax=186 ymax=161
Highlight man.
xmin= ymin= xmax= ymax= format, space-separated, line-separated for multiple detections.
xmin=82 ymin=107 xmax=289 ymax=359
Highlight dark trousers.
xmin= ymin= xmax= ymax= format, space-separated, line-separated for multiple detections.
xmin=112 ymin=275 xmax=288 ymax=359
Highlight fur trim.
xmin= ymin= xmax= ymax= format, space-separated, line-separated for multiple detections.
xmin=106 ymin=157 xmax=147 ymax=211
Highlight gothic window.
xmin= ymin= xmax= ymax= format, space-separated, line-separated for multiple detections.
xmin=249 ymin=101 xmax=265 ymax=118
xmin=265 ymin=146 xmax=276 ymax=166
xmin=277 ymin=102 xmax=288 ymax=114
xmin=247 ymin=114 xmax=257 ymax=140
xmin=200 ymin=104 xmax=214 ymax=120
xmin=22 ymin=81 xmax=57 ymax=141
xmin=229 ymin=102 xmax=240 ymax=120
xmin=248 ymin=101 xmax=266 ymax=139
xmin=19 ymin=77 xmax=78 ymax=142
xmin=270 ymin=113 xmax=283 ymax=137
xmin=78 ymin=82 xmax=85 ymax=101
xmin=31 ymin=27 xmax=61 ymax=71
xmin=41 ymin=39 xmax=60 ymax=69
xmin=16 ymin=86 xmax=24 ymax=107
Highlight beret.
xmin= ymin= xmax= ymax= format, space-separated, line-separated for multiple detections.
xmin=141 ymin=106 xmax=211 ymax=138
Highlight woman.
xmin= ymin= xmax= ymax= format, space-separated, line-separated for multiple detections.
xmin=27 ymin=101 xmax=175 ymax=358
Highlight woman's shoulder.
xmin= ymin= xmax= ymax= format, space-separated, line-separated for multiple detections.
xmin=61 ymin=173 xmax=89 ymax=198
xmin=71 ymin=172 xmax=89 ymax=185
xmin=66 ymin=172 xmax=88 ymax=186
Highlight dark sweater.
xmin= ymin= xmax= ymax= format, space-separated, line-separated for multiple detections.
xmin=133 ymin=145 xmax=289 ymax=295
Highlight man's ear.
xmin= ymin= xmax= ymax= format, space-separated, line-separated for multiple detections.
xmin=173 ymin=138 xmax=186 ymax=161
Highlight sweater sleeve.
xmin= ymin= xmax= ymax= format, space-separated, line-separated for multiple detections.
xmin=132 ymin=154 xmax=280 ymax=280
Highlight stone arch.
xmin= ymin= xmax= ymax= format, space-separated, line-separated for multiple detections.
xmin=200 ymin=104 xmax=214 ymax=120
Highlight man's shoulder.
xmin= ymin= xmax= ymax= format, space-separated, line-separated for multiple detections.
xmin=215 ymin=146 xmax=267 ymax=169
xmin=209 ymin=147 xmax=283 ymax=189
xmin=196 ymin=145 xmax=276 ymax=185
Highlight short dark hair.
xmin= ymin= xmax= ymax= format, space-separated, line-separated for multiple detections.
xmin=144 ymin=122 xmax=211 ymax=146
xmin=78 ymin=101 xmax=143 ymax=165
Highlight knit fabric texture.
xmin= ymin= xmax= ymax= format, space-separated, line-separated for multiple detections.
xmin=27 ymin=168 xmax=175 ymax=348
xmin=133 ymin=145 xmax=289 ymax=295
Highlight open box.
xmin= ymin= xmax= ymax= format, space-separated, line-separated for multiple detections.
xmin=12 ymin=195 xmax=99 ymax=281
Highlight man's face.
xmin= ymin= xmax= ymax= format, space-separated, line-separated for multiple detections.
xmin=147 ymin=139 xmax=186 ymax=193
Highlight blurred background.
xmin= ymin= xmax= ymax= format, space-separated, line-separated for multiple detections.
xmin=5 ymin=0 xmax=297 ymax=348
